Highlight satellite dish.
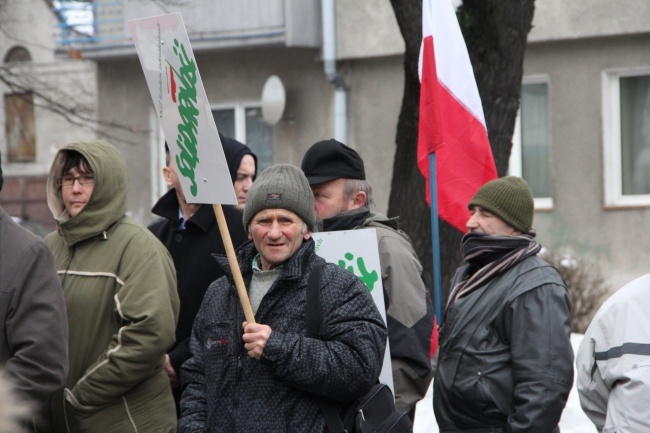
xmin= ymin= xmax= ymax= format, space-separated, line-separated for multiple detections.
xmin=261 ymin=75 xmax=286 ymax=125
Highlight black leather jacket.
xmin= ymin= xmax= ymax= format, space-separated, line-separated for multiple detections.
xmin=434 ymin=255 xmax=573 ymax=433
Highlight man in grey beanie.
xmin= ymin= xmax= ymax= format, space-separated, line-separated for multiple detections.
xmin=434 ymin=176 xmax=574 ymax=433
xmin=179 ymin=164 xmax=388 ymax=432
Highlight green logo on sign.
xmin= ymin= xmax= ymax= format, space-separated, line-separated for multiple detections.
xmin=338 ymin=252 xmax=379 ymax=291
xmin=168 ymin=38 xmax=199 ymax=196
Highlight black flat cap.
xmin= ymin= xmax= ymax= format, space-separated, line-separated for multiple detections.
xmin=301 ymin=139 xmax=365 ymax=186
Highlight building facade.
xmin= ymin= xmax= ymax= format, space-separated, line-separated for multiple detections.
xmin=2 ymin=0 xmax=649 ymax=289
xmin=0 ymin=0 xmax=97 ymax=230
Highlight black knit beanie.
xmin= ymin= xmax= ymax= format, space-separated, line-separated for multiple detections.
xmin=220 ymin=133 xmax=257 ymax=184
xmin=243 ymin=164 xmax=316 ymax=231
xmin=468 ymin=176 xmax=534 ymax=233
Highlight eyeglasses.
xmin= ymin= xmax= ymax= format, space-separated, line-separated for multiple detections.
xmin=57 ymin=174 xmax=95 ymax=187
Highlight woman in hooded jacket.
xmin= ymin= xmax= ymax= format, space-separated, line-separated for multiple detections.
xmin=45 ymin=140 xmax=180 ymax=433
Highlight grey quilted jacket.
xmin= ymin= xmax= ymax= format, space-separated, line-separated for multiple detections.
xmin=179 ymin=238 xmax=388 ymax=432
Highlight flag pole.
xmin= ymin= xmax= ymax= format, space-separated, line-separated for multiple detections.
xmin=429 ymin=153 xmax=443 ymax=322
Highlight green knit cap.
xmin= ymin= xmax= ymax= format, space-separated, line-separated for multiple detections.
xmin=468 ymin=176 xmax=534 ymax=233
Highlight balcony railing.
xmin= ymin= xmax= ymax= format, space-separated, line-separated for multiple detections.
xmin=53 ymin=0 xmax=320 ymax=58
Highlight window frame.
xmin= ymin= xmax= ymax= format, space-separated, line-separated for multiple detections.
xmin=211 ymin=100 xmax=273 ymax=173
xmin=211 ymin=101 xmax=261 ymax=144
xmin=4 ymin=92 xmax=37 ymax=163
xmin=509 ymin=75 xmax=553 ymax=210
xmin=602 ymin=67 xmax=650 ymax=207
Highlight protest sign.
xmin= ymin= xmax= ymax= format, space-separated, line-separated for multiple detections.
xmin=312 ymin=228 xmax=395 ymax=393
xmin=128 ymin=13 xmax=236 ymax=205
xmin=129 ymin=13 xmax=254 ymax=323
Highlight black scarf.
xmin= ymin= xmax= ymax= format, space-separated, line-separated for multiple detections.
xmin=444 ymin=231 xmax=541 ymax=318
xmin=319 ymin=207 xmax=370 ymax=232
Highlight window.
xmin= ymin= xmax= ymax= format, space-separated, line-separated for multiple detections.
xmin=509 ymin=79 xmax=552 ymax=209
xmin=4 ymin=46 xmax=32 ymax=63
xmin=4 ymin=93 xmax=36 ymax=162
xmin=603 ymin=69 xmax=650 ymax=206
xmin=53 ymin=0 xmax=96 ymax=45
xmin=212 ymin=103 xmax=273 ymax=173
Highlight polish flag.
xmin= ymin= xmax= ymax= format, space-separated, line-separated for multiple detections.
xmin=418 ymin=0 xmax=497 ymax=233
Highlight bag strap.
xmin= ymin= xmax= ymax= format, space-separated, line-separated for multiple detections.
xmin=306 ymin=263 xmax=348 ymax=433
xmin=306 ymin=262 xmax=323 ymax=339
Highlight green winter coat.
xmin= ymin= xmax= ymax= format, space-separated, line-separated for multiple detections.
xmin=45 ymin=141 xmax=180 ymax=433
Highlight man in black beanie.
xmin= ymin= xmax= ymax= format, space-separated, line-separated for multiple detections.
xmin=148 ymin=137 xmax=256 ymax=415
xmin=433 ymin=176 xmax=574 ymax=433
xmin=179 ymin=163 xmax=387 ymax=432
xmin=0 ymin=152 xmax=69 ymax=430
xmin=301 ymin=139 xmax=436 ymax=420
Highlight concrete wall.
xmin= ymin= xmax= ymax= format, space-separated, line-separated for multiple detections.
xmin=95 ymin=58 xmax=159 ymax=222
xmin=0 ymin=0 xmax=55 ymax=62
xmin=336 ymin=0 xmax=404 ymax=60
xmin=0 ymin=0 xmax=98 ymax=228
xmin=525 ymin=33 xmax=650 ymax=289
xmin=530 ymin=0 xmax=650 ymax=42
xmin=1 ymin=60 xmax=98 ymax=176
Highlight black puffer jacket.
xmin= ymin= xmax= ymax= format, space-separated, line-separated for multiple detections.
xmin=434 ymin=255 xmax=573 ymax=433
xmin=179 ymin=238 xmax=387 ymax=433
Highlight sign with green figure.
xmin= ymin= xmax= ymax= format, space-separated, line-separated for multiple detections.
xmin=128 ymin=13 xmax=236 ymax=205
xmin=312 ymin=228 xmax=393 ymax=393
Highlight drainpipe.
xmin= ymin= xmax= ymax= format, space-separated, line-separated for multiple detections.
xmin=321 ymin=0 xmax=347 ymax=143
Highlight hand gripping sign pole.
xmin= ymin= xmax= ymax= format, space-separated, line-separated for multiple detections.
xmin=128 ymin=13 xmax=255 ymax=324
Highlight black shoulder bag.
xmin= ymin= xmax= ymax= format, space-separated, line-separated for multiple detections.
xmin=306 ymin=263 xmax=413 ymax=433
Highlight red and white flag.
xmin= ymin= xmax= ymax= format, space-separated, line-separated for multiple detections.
xmin=418 ymin=0 xmax=497 ymax=233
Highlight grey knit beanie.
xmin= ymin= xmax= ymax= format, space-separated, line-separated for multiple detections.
xmin=243 ymin=163 xmax=316 ymax=231
xmin=468 ymin=176 xmax=534 ymax=233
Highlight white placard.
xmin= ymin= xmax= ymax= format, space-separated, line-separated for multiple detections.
xmin=312 ymin=229 xmax=394 ymax=394
xmin=128 ymin=13 xmax=236 ymax=204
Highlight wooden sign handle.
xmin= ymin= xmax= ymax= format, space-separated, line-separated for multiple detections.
xmin=213 ymin=204 xmax=255 ymax=324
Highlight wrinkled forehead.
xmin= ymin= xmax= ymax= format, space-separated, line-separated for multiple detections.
xmin=252 ymin=208 xmax=303 ymax=223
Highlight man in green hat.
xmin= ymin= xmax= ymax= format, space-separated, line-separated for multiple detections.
xmin=433 ymin=176 xmax=574 ymax=433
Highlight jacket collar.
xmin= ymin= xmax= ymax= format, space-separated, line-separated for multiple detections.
xmin=151 ymin=188 xmax=214 ymax=233
xmin=216 ymin=237 xmax=317 ymax=283
xmin=320 ymin=207 xmax=371 ymax=232
xmin=319 ymin=207 xmax=401 ymax=232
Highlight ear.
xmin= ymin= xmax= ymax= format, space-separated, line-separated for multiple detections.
xmin=350 ymin=190 xmax=367 ymax=209
xmin=248 ymin=232 xmax=253 ymax=241
xmin=303 ymin=231 xmax=312 ymax=241
xmin=162 ymin=166 xmax=173 ymax=187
